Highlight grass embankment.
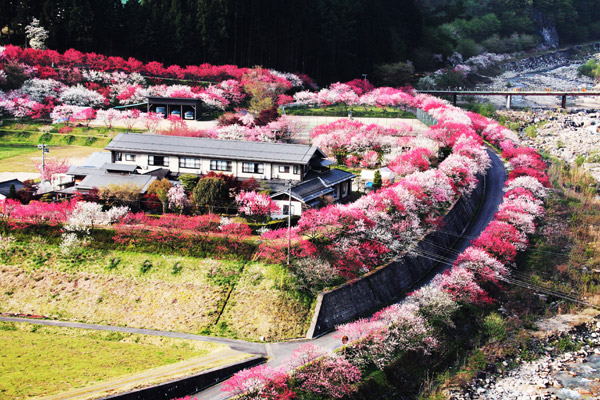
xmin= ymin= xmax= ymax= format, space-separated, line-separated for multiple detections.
xmin=285 ymin=104 xmax=416 ymax=118
xmin=0 ymin=237 xmax=314 ymax=341
xmin=0 ymin=321 xmax=242 ymax=400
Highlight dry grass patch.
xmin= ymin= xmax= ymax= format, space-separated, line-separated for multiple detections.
xmin=0 ymin=240 xmax=242 ymax=333
xmin=218 ymin=262 xmax=315 ymax=341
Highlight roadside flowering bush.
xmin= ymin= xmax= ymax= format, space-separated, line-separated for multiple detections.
xmin=339 ymin=303 xmax=437 ymax=370
xmin=453 ymin=246 xmax=507 ymax=283
xmin=437 ymin=267 xmax=493 ymax=305
xmin=235 ymin=191 xmax=279 ymax=221
xmin=221 ymin=364 xmax=294 ymax=400
xmin=292 ymin=350 xmax=361 ymax=398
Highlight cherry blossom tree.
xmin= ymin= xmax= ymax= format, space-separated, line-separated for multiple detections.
xmin=167 ymin=185 xmax=190 ymax=213
xmin=235 ymin=191 xmax=279 ymax=221
xmin=34 ymin=158 xmax=69 ymax=181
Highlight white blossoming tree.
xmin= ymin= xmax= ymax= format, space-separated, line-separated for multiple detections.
xmin=25 ymin=18 xmax=49 ymax=50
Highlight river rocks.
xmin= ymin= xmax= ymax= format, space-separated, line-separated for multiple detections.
xmin=496 ymin=109 xmax=600 ymax=182
xmin=449 ymin=318 xmax=600 ymax=400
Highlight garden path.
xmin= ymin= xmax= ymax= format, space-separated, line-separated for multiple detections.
xmin=0 ymin=148 xmax=506 ymax=399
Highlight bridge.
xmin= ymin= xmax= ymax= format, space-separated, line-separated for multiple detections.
xmin=418 ymin=89 xmax=600 ymax=109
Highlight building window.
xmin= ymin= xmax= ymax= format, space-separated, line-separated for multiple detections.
xmin=242 ymin=162 xmax=264 ymax=174
xmin=148 ymin=155 xmax=169 ymax=167
xmin=293 ymin=165 xmax=300 ymax=174
xmin=210 ymin=160 xmax=232 ymax=171
xmin=279 ymin=165 xmax=290 ymax=173
xmin=115 ymin=152 xmax=122 ymax=162
xmin=125 ymin=154 xmax=136 ymax=161
xmin=282 ymin=204 xmax=294 ymax=215
xmin=179 ymin=157 xmax=200 ymax=169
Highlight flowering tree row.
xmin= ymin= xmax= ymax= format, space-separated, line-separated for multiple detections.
xmin=0 ymin=45 xmax=313 ymax=120
xmin=0 ymin=45 xmax=315 ymax=86
xmin=221 ymin=96 xmax=549 ymax=399
xmin=292 ymin=83 xmax=418 ymax=110
xmin=258 ymin=95 xmax=492 ymax=280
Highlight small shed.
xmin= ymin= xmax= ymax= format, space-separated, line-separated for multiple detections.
xmin=147 ymin=96 xmax=204 ymax=121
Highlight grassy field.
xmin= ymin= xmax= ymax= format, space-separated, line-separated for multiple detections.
xmin=0 ymin=144 xmax=102 ymax=173
xmin=0 ymin=321 xmax=238 ymax=400
xmin=0 ymin=144 xmax=38 ymax=161
xmin=0 ymin=238 xmax=314 ymax=340
xmin=285 ymin=104 xmax=416 ymax=118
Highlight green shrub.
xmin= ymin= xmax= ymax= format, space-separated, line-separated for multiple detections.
xmin=483 ymin=312 xmax=507 ymax=342
xmin=140 ymin=259 xmax=152 ymax=274
xmin=524 ymin=125 xmax=537 ymax=138
xmin=171 ymin=262 xmax=183 ymax=275
xmin=107 ymin=257 xmax=120 ymax=270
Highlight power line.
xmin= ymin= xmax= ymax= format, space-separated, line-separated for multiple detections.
xmin=411 ymin=248 xmax=600 ymax=309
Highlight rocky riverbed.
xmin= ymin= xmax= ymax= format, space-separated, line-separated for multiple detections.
xmin=475 ymin=46 xmax=599 ymax=109
xmin=449 ymin=312 xmax=600 ymax=400
xmin=497 ymin=109 xmax=600 ymax=182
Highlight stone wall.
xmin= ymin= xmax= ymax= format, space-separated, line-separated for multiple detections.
xmin=103 ymin=356 xmax=265 ymax=400
xmin=306 ymin=174 xmax=486 ymax=338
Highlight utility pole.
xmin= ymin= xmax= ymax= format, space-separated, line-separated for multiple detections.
xmin=37 ymin=144 xmax=49 ymax=181
xmin=287 ymin=180 xmax=292 ymax=267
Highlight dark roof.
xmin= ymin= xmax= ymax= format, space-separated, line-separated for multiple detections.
xmin=310 ymin=168 xmax=356 ymax=186
xmin=0 ymin=179 xmax=24 ymax=196
xmin=67 ymin=165 xmax=103 ymax=176
xmin=271 ymin=168 xmax=355 ymax=203
xmin=105 ymin=133 xmax=326 ymax=164
xmin=77 ymin=174 xmax=156 ymax=193
xmin=102 ymin=163 xmax=138 ymax=173
xmin=313 ymin=159 xmax=336 ymax=168
xmin=82 ymin=152 xmax=112 ymax=167
xmin=147 ymin=96 xmax=203 ymax=106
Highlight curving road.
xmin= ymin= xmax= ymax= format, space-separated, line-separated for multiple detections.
xmin=0 ymin=148 xmax=506 ymax=400
xmin=197 ymin=147 xmax=507 ymax=399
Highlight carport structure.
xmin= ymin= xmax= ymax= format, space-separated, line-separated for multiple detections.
xmin=147 ymin=96 xmax=204 ymax=120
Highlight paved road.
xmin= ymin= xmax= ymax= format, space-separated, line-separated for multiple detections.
xmin=2 ymin=148 xmax=506 ymax=400
xmin=0 ymin=316 xmax=266 ymax=355
xmin=197 ymin=147 xmax=507 ymax=400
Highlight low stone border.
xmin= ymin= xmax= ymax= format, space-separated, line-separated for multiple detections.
xmin=102 ymin=356 xmax=266 ymax=400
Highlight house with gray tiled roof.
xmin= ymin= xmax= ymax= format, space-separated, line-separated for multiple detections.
xmin=64 ymin=133 xmax=355 ymax=216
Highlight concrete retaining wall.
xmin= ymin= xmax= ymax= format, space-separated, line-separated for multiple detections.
xmin=306 ymin=174 xmax=486 ymax=338
xmin=102 ymin=356 xmax=265 ymax=400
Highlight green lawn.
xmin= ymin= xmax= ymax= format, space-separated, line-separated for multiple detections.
xmin=0 ymin=144 xmax=37 ymax=161
xmin=0 ymin=322 xmax=226 ymax=399
xmin=0 ymin=144 xmax=102 ymax=173
xmin=285 ymin=104 xmax=417 ymax=118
